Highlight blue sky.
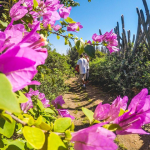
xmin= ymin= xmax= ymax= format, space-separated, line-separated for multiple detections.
xmin=48 ymin=0 xmax=150 ymax=54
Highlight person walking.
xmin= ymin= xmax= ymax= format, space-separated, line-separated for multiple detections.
xmin=84 ymin=54 xmax=90 ymax=84
xmin=76 ymin=54 xmax=87 ymax=88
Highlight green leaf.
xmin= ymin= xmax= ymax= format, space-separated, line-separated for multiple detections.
xmin=65 ymin=38 xmax=69 ymax=45
xmin=23 ymin=126 xmax=45 ymax=149
xmin=0 ymin=118 xmax=15 ymax=138
xmin=1 ymin=112 xmax=13 ymax=123
xmin=37 ymin=100 xmax=44 ymax=111
xmin=75 ymin=40 xmax=80 ymax=50
xmin=119 ymin=109 xmax=128 ymax=117
xmin=0 ymin=20 xmax=8 ymax=28
xmin=48 ymin=133 xmax=67 ymax=150
xmin=33 ymin=0 xmax=38 ymax=8
xmin=75 ymin=39 xmax=85 ymax=55
xmin=84 ymin=45 xmax=95 ymax=58
xmin=68 ymin=40 xmax=72 ymax=48
xmin=82 ymin=107 xmax=94 ymax=124
xmin=119 ymin=108 xmax=125 ymax=116
xmin=70 ymin=122 xmax=75 ymax=131
xmin=103 ymin=124 xmax=122 ymax=131
xmin=2 ymin=13 xmax=7 ymax=20
xmin=54 ymin=118 xmax=71 ymax=133
xmin=15 ymin=91 xmax=28 ymax=103
xmin=44 ymin=108 xmax=55 ymax=114
xmin=56 ymin=35 xmax=60 ymax=40
xmin=60 ymin=21 xmax=68 ymax=26
xmin=26 ymin=142 xmax=34 ymax=150
xmin=21 ymin=14 xmax=33 ymax=24
xmin=37 ymin=122 xmax=51 ymax=131
xmin=5 ymin=140 xmax=25 ymax=150
xmin=34 ymin=116 xmax=43 ymax=126
xmin=28 ymin=116 xmax=35 ymax=126
xmin=65 ymin=130 xmax=72 ymax=141
xmin=64 ymin=17 xmax=76 ymax=23
xmin=0 ymin=73 xmax=20 ymax=113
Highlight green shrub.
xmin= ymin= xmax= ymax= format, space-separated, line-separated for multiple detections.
xmin=34 ymin=49 xmax=74 ymax=100
xmin=90 ymin=45 xmax=150 ymax=97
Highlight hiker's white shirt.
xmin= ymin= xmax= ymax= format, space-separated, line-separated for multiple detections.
xmin=77 ymin=58 xmax=87 ymax=74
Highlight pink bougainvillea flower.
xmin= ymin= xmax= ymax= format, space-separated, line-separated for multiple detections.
xmin=25 ymin=88 xmax=50 ymax=108
xmin=67 ymin=22 xmax=83 ymax=32
xmin=112 ymin=96 xmax=128 ymax=111
xmin=0 ymin=31 xmax=6 ymax=52
xmin=57 ymin=109 xmax=75 ymax=120
xmin=41 ymin=98 xmax=50 ymax=108
xmin=71 ymin=123 xmax=118 ymax=150
xmin=0 ymin=23 xmax=26 ymax=53
xmin=128 ymin=88 xmax=148 ymax=114
xmin=21 ymin=96 xmax=33 ymax=113
xmin=0 ymin=46 xmax=39 ymax=92
xmin=59 ymin=6 xmax=71 ymax=19
xmin=51 ymin=95 xmax=65 ymax=108
xmin=42 ymin=11 xmax=60 ymax=28
xmin=10 ymin=1 xmax=28 ymax=21
xmin=53 ymin=24 xmax=61 ymax=31
xmin=90 ymin=30 xmax=119 ymax=54
xmin=102 ymin=30 xmax=117 ymax=42
xmin=107 ymin=96 xmax=128 ymax=122
xmin=127 ymin=88 xmax=150 ymax=125
xmin=112 ymin=88 xmax=150 ymax=135
xmin=10 ymin=24 xmax=26 ymax=32
xmin=26 ymin=88 xmax=39 ymax=97
xmin=94 ymin=96 xmax=128 ymax=122
xmin=86 ymin=40 xmax=92 ymax=45
xmin=106 ymin=45 xmax=119 ymax=54
xmin=28 ymin=20 xmax=41 ymax=30
xmin=92 ymin=33 xmax=103 ymax=43
xmin=23 ymin=0 xmax=41 ymax=9
xmin=38 ymin=93 xmax=45 ymax=100
xmin=94 ymin=103 xmax=111 ymax=121
xmin=4 ymin=27 xmax=23 ymax=45
xmin=45 ymin=0 xmax=62 ymax=11
xmin=113 ymin=111 xmax=149 ymax=135
xmin=0 ymin=23 xmax=47 ymax=92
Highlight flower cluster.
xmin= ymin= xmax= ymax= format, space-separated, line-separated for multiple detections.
xmin=94 ymin=88 xmax=150 ymax=135
xmin=21 ymin=88 xmax=50 ymax=113
xmin=87 ymin=30 xmax=119 ymax=54
xmin=52 ymin=95 xmax=75 ymax=120
xmin=9 ymin=0 xmax=83 ymax=32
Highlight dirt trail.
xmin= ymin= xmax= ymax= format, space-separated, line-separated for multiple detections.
xmin=63 ymin=77 xmax=150 ymax=150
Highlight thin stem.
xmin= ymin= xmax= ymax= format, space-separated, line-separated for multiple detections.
xmin=5 ymin=111 xmax=27 ymax=126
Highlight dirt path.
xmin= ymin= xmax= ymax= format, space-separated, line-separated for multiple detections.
xmin=63 ymin=77 xmax=150 ymax=150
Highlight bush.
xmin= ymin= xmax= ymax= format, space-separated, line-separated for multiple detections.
xmin=67 ymin=47 xmax=79 ymax=68
xmin=90 ymin=45 xmax=150 ymax=97
xmin=34 ymin=49 xmax=74 ymax=100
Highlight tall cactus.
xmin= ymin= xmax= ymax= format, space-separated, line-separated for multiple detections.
xmin=99 ymin=0 xmax=150 ymax=57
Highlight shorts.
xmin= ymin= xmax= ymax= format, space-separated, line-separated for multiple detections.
xmin=79 ymin=74 xmax=86 ymax=81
